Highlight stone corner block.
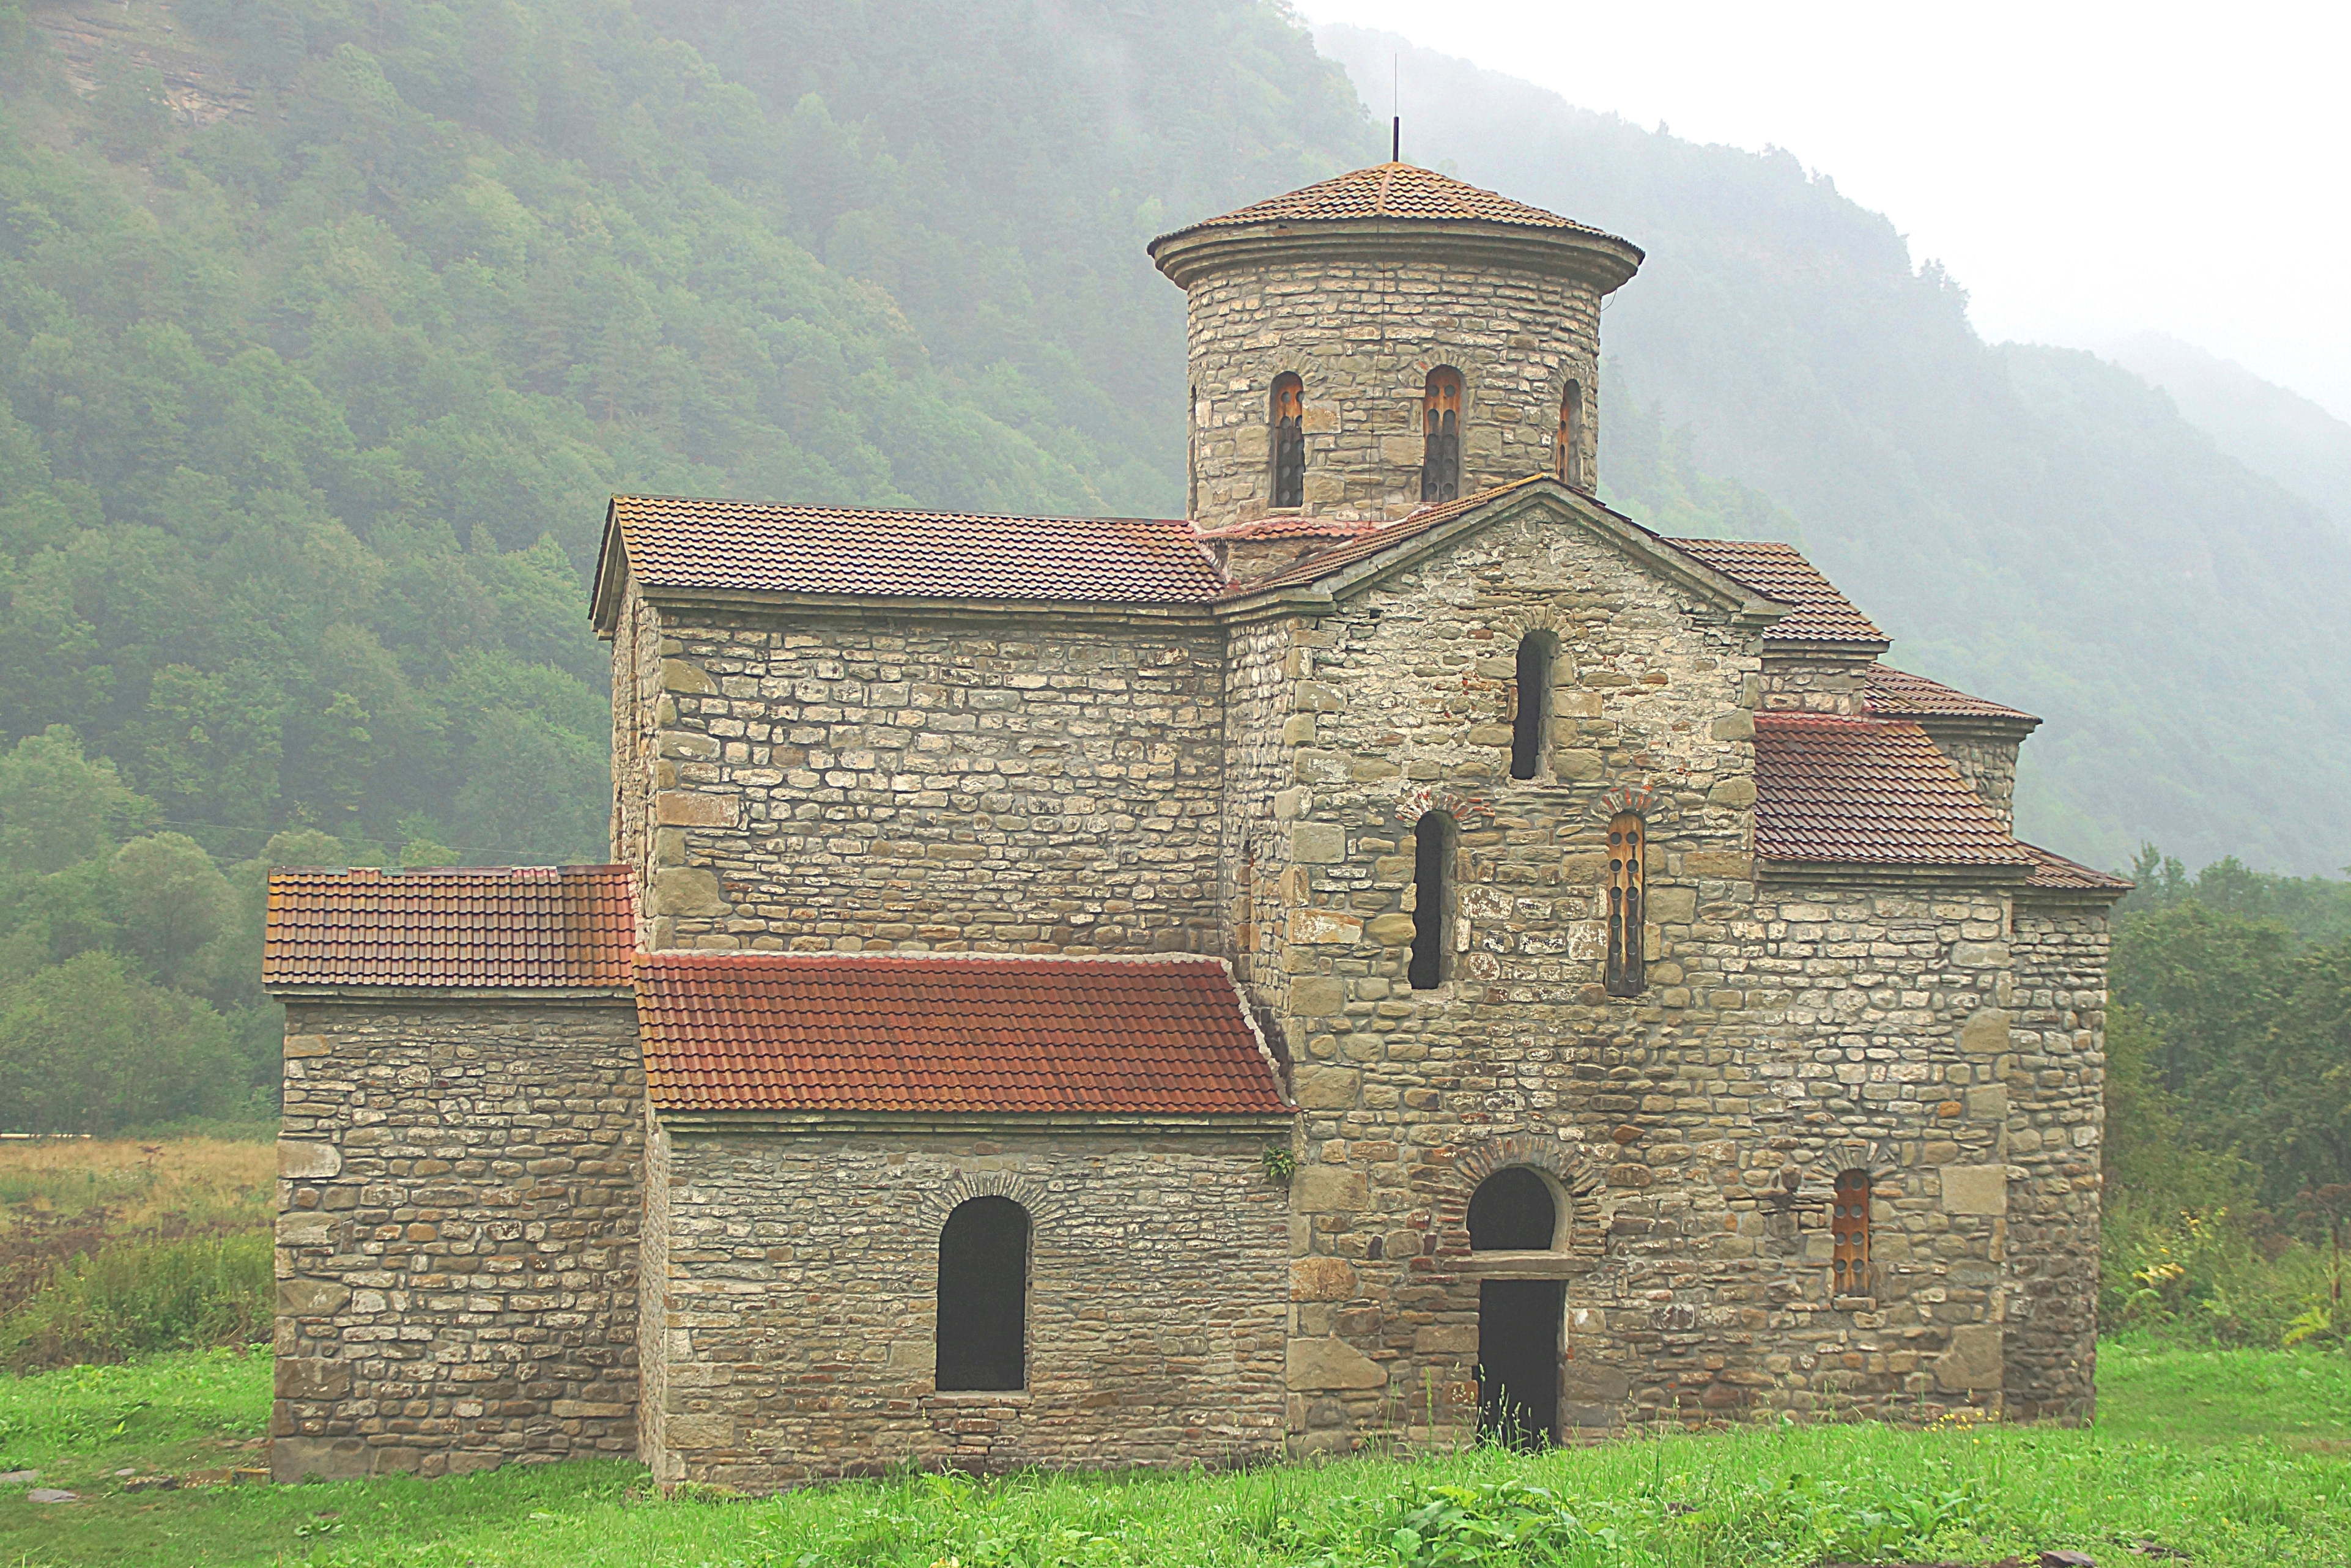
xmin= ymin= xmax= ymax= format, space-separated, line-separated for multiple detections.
xmin=278 ymin=1140 xmax=341 ymax=1180
xmin=1290 ymin=823 xmax=1346 ymax=864
xmin=654 ymin=791 xmax=741 ymax=829
xmin=1941 ymin=1164 xmax=2008 ymax=1216
xmin=1960 ymin=1007 xmax=2014 ymax=1056
xmin=1294 ymin=1165 xmax=1368 ymax=1213
xmin=1292 ymin=1065 xmax=1360 ymax=1111
xmin=1289 ymin=1256 xmax=1359 ymax=1302
xmin=651 ymin=867 xmax=729 ymax=919
xmin=283 ymin=1034 xmax=331 ymax=1060
xmin=660 ymin=657 xmax=717 ymax=694
xmin=1288 ymin=976 xmax=1347 ymax=1017
xmin=1286 ymin=1336 xmax=1387 ymax=1391
xmin=1933 ymin=1324 xmax=2004 ymax=1391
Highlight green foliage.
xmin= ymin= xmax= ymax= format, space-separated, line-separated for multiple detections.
xmin=0 ymin=1233 xmax=268 ymax=1372
xmin=0 ymin=953 xmax=240 ymax=1134
xmin=7 ymin=1348 xmax=2351 ymax=1567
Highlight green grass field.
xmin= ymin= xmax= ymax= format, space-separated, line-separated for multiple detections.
xmin=0 ymin=1343 xmax=2344 ymax=1566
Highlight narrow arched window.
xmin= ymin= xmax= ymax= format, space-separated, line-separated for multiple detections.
xmin=1469 ymin=1167 xmax=1557 ymax=1251
xmin=1410 ymin=810 xmax=1456 ymax=990
xmin=1270 ymin=374 xmax=1306 ymax=508
xmin=1187 ymin=383 xmax=1200 ymax=518
xmin=1604 ymin=812 xmax=1645 ymax=997
xmin=1558 ymin=380 xmax=1585 ymax=489
xmin=936 ymin=1196 xmax=1029 ymax=1391
xmin=1509 ymin=632 xmax=1555 ymax=780
xmin=1832 ymin=1169 xmax=1872 ymax=1296
xmin=1421 ymin=368 xmax=1463 ymax=503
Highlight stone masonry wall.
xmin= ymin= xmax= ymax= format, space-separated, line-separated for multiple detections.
xmin=1184 ymin=256 xmax=1601 ymax=530
xmin=1922 ymin=726 xmax=2023 ymax=832
xmin=627 ymin=598 xmax=1228 ymax=955
xmin=1223 ymin=494 xmax=2061 ymax=1446
xmin=642 ymin=1128 xmax=1290 ymax=1485
xmin=273 ymin=1000 xmax=643 ymax=1481
xmin=2002 ymin=900 xmax=2109 ymax=1421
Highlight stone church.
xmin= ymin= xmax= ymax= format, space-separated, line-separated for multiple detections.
xmin=263 ymin=161 xmax=2123 ymax=1487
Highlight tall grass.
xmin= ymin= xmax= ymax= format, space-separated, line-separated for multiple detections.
xmin=0 ymin=1233 xmax=270 ymax=1371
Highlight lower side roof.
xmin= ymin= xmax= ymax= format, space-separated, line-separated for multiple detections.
xmin=634 ymin=953 xmax=1289 ymax=1117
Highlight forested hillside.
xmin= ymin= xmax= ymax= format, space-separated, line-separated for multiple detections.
xmin=1319 ymin=26 xmax=2351 ymax=875
xmin=2107 ymin=331 xmax=2351 ymax=529
xmin=6 ymin=0 xmax=2351 ymax=1126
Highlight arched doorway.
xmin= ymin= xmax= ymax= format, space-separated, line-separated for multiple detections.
xmin=1468 ymin=1167 xmax=1561 ymax=1449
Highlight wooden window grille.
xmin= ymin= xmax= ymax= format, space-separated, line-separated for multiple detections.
xmin=1559 ymin=380 xmax=1585 ymax=489
xmin=1422 ymin=368 xmax=1463 ymax=503
xmin=1604 ymin=812 xmax=1645 ymax=996
xmin=1831 ymin=1169 xmax=1872 ymax=1296
xmin=1271 ymin=374 xmax=1306 ymax=508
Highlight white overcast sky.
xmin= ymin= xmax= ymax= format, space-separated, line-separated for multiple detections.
xmin=1307 ymin=0 xmax=2351 ymax=421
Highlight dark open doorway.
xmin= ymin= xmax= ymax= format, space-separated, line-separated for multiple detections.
xmin=1477 ymin=1279 xmax=1563 ymax=1449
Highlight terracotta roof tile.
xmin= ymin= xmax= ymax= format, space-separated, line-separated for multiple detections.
xmin=1863 ymin=665 xmax=2038 ymax=723
xmin=2018 ymin=841 xmax=2134 ymax=893
xmin=1195 ymin=516 xmax=1386 ymax=542
xmin=1752 ymin=714 xmax=2032 ymax=868
xmin=264 ymin=866 xmax=635 ymax=990
xmin=636 ymin=954 xmax=1288 ymax=1117
xmin=605 ymin=496 xmax=1226 ymax=607
xmin=1164 ymin=162 xmax=1615 ymax=237
xmin=1229 ymin=476 xmax=1550 ymax=595
xmin=1665 ymin=538 xmax=1887 ymax=645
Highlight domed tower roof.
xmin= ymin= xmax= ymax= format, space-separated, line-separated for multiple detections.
xmin=1149 ymin=163 xmax=1643 ymax=290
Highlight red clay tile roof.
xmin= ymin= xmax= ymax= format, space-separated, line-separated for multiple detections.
xmin=1196 ymin=516 xmax=1386 ymax=541
xmin=1752 ymin=714 xmax=2033 ymax=868
xmin=1665 ymin=539 xmax=1887 ymax=645
xmin=1163 ymin=162 xmax=1615 ymax=237
xmin=1229 ymin=476 xmax=1551 ymax=595
xmin=2018 ymin=842 xmax=2134 ymax=893
xmin=600 ymin=495 xmax=1226 ymax=612
xmin=263 ymin=866 xmax=635 ymax=990
xmin=1864 ymin=665 xmax=2038 ymax=723
xmin=635 ymin=954 xmax=1288 ymax=1117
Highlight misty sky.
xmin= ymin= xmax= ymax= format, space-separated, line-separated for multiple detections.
xmin=1309 ymin=1 xmax=2351 ymax=421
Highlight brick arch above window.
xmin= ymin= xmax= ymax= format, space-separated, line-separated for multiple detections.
xmin=1437 ymin=1134 xmax=1607 ymax=1263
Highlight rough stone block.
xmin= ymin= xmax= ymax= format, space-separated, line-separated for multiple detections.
xmin=1960 ymin=1007 xmax=2014 ymax=1055
xmin=1292 ymin=1067 xmax=1360 ymax=1110
xmin=1290 ymin=823 xmax=1346 ymax=864
xmin=1683 ymin=851 xmax=1752 ymax=878
xmin=654 ymin=791 xmax=740 ymax=827
xmin=278 ymin=1141 xmax=341 ymax=1179
xmin=1290 ymin=1257 xmax=1359 ymax=1301
xmin=1294 ymin=1166 xmax=1368 ymax=1213
xmin=276 ymin=1212 xmax=338 ymax=1248
xmin=1289 ymin=977 xmax=1346 ymax=1016
xmin=1364 ymin=912 xmax=1420 ymax=945
xmin=283 ymin=1034 xmax=331 ymax=1059
xmin=1646 ymin=886 xmax=1696 ymax=924
xmin=1933 ymin=1324 xmax=2003 ymax=1391
xmin=1287 ymin=909 xmax=1363 ymax=945
xmin=1710 ymin=709 xmax=1755 ymax=741
xmin=663 ymin=1415 xmax=738 ymax=1449
xmin=270 ymin=1437 xmax=370 ymax=1484
xmin=1412 ymin=1323 xmax=1476 ymax=1355
xmin=278 ymin=1279 xmax=352 ymax=1316
xmin=1706 ymin=775 xmax=1757 ymax=807
xmin=653 ymin=867 xmax=729 ymax=918
xmin=661 ymin=658 xmax=717 ymax=694
xmin=1286 ymin=1336 xmax=1387 ymax=1391
xmin=1941 ymin=1164 xmax=2008 ymax=1215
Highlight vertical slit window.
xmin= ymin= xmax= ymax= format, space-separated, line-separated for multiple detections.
xmin=1559 ymin=380 xmax=1584 ymax=489
xmin=936 ymin=1196 xmax=1029 ymax=1391
xmin=1509 ymin=632 xmax=1555 ymax=781
xmin=1410 ymin=810 xmax=1456 ymax=991
xmin=1832 ymin=1169 xmax=1872 ymax=1296
xmin=1422 ymin=368 xmax=1463 ymax=503
xmin=1604 ymin=812 xmax=1645 ymax=997
xmin=1271 ymin=374 xmax=1306 ymax=508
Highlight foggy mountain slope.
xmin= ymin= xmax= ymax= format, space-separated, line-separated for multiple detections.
xmin=1317 ymin=23 xmax=2351 ymax=874
xmin=2105 ymin=333 xmax=2351 ymax=528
